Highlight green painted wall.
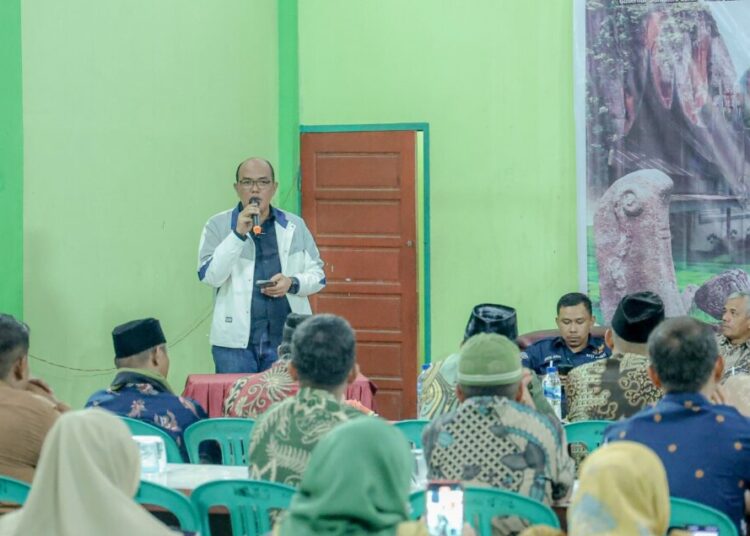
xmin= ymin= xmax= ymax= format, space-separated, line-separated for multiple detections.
xmin=22 ymin=0 xmax=279 ymax=408
xmin=298 ymin=0 xmax=578 ymax=362
xmin=0 ymin=0 xmax=24 ymax=319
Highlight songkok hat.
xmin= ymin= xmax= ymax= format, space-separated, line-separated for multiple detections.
xmin=112 ymin=318 xmax=166 ymax=359
xmin=611 ymin=292 xmax=665 ymax=343
xmin=457 ymin=333 xmax=523 ymax=386
xmin=464 ymin=304 xmax=518 ymax=342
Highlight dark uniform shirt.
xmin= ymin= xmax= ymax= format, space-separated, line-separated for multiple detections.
xmin=249 ymin=207 xmax=291 ymax=347
xmin=521 ymin=335 xmax=610 ymax=376
xmin=605 ymin=392 xmax=750 ymax=534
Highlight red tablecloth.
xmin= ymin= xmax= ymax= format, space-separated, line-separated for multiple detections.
xmin=182 ymin=372 xmax=378 ymax=418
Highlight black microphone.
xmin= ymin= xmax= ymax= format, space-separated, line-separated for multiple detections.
xmin=250 ymin=197 xmax=262 ymax=235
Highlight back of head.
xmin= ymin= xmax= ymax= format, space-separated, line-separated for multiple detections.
xmin=648 ymin=317 xmax=718 ymax=393
xmin=569 ymin=441 xmax=670 ymax=535
xmin=291 ymin=314 xmax=356 ymax=388
xmin=610 ymin=291 xmax=665 ymax=349
xmin=278 ymin=313 xmax=312 ymax=360
xmin=0 ymin=314 xmax=29 ymax=380
xmin=463 ymin=303 xmax=518 ymax=343
xmin=0 ymin=408 xmax=173 ymax=536
xmin=280 ymin=417 xmax=412 ymax=536
xmin=556 ymin=292 xmax=593 ymax=316
xmin=457 ymin=333 xmax=523 ymax=399
xmin=112 ymin=318 xmax=167 ymax=370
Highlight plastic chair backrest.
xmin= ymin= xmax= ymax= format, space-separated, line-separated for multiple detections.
xmin=120 ymin=416 xmax=185 ymax=463
xmin=183 ymin=418 xmax=255 ymax=465
xmin=394 ymin=419 xmax=430 ymax=449
xmin=563 ymin=420 xmax=611 ymax=453
xmin=136 ymin=480 xmax=200 ymax=532
xmin=669 ymin=497 xmax=738 ymax=536
xmin=410 ymin=486 xmax=560 ymax=536
xmin=0 ymin=476 xmax=30 ymax=505
xmin=191 ymin=479 xmax=295 ymax=536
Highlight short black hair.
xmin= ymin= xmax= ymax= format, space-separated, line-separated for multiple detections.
xmin=556 ymin=292 xmax=593 ymax=316
xmin=291 ymin=314 xmax=356 ymax=388
xmin=235 ymin=158 xmax=275 ymax=182
xmin=648 ymin=317 xmax=718 ymax=393
xmin=458 ymin=382 xmax=519 ymax=400
xmin=0 ymin=314 xmax=30 ymax=379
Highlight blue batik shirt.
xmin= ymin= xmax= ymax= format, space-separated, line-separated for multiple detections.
xmin=249 ymin=206 xmax=291 ymax=347
xmin=85 ymin=368 xmax=208 ymax=461
xmin=604 ymin=392 xmax=750 ymax=534
xmin=521 ymin=335 xmax=610 ymax=375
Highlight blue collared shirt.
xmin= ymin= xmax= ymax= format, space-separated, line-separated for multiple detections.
xmin=248 ymin=206 xmax=291 ymax=346
xmin=604 ymin=392 xmax=750 ymax=533
xmin=521 ymin=335 xmax=610 ymax=375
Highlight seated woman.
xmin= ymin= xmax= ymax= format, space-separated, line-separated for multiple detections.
xmin=0 ymin=408 xmax=182 ymax=536
xmin=273 ymin=416 xmax=473 ymax=536
xmin=521 ymin=441 xmax=687 ymax=536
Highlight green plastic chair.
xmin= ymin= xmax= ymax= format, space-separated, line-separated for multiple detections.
xmin=136 ymin=480 xmax=200 ymax=532
xmin=120 ymin=416 xmax=185 ymax=463
xmin=183 ymin=418 xmax=255 ymax=465
xmin=410 ymin=486 xmax=560 ymax=536
xmin=0 ymin=476 xmax=30 ymax=505
xmin=563 ymin=420 xmax=611 ymax=453
xmin=191 ymin=479 xmax=295 ymax=536
xmin=669 ymin=497 xmax=738 ymax=536
xmin=394 ymin=419 xmax=430 ymax=449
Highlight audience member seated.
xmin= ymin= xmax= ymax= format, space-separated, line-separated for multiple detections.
xmin=0 ymin=314 xmax=67 ymax=483
xmin=520 ymin=442 xmax=676 ymax=536
xmin=566 ymin=292 xmax=664 ymax=421
xmin=423 ymin=333 xmax=574 ymax=535
xmin=419 ymin=304 xmax=554 ymax=421
xmin=717 ymin=291 xmax=750 ymax=416
xmin=272 ymin=417 xmax=475 ymax=536
xmin=521 ymin=293 xmax=609 ymax=376
xmin=85 ymin=318 xmax=209 ymax=462
xmin=0 ymin=408 xmax=180 ymax=536
xmin=248 ymin=314 xmax=363 ymax=486
xmin=224 ymin=313 xmax=310 ymax=418
xmin=605 ymin=317 xmax=750 ymax=534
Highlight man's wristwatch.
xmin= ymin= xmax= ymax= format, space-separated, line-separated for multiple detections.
xmin=288 ymin=276 xmax=300 ymax=295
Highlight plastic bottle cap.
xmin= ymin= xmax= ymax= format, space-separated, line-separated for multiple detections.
xmin=421 ymin=363 xmax=431 ymax=371
xmin=546 ymin=365 xmax=557 ymax=374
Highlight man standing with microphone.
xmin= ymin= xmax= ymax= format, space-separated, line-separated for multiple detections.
xmin=197 ymin=158 xmax=325 ymax=373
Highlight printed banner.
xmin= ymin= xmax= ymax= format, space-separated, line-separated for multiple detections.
xmin=574 ymin=0 xmax=750 ymax=323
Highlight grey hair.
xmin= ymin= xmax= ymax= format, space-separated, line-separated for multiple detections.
xmin=726 ymin=291 xmax=750 ymax=315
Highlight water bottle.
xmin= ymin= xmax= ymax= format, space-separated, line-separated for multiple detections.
xmin=542 ymin=365 xmax=563 ymax=420
xmin=417 ymin=363 xmax=431 ymax=412
xmin=133 ymin=435 xmax=167 ymax=474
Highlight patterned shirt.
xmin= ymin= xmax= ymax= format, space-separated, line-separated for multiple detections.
xmin=423 ymin=396 xmax=574 ymax=534
xmin=717 ymin=334 xmax=750 ymax=379
xmin=521 ymin=335 xmax=610 ymax=375
xmin=224 ymin=360 xmax=298 ymax=418
xmin=565 ymin=352 xmax=663 ymax=422
xmin=605 ymin=393 xmax=750 ymax=534
xmin=85 ymin=368 xmax=208 ymax=461
xmin=247 ymin=387 xmax=363 ymax=486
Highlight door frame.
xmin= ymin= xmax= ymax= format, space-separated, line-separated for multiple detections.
xmin=299 ymin=123 xmax=432 ymax=364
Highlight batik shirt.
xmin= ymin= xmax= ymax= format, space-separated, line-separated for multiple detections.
xmin=224 ymin=360 xmax=298 ymax=418
xmin=565 ymin=352 xmax=663 ymax=422
xmin=521 ymin=335 xmax=610 ymax=375
xmin=247 ymin=387 xmax=363 ymax=486
xmin=717 ymin=334 xmax=750 ymax=379
xmin=605 ymin=393 xmax=750 ymax=535
xmin=423 ymin=396 xmax=574 ymax=534
xmin=85 ymin=368 xmax=208 ymax=461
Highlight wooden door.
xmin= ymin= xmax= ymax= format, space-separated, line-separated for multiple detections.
xmin=301 ymin=130 xmax=418 ymax=420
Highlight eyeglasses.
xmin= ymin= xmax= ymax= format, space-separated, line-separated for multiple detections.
xmin=238 ymin=178 xmax=274 ymax=190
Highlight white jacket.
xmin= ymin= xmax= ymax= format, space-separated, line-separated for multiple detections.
xmin=197 ymin=205 xmax=325 ymax=348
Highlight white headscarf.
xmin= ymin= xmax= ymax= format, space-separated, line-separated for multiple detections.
xmin=0 ymin=408 xmax=178 ymax=536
